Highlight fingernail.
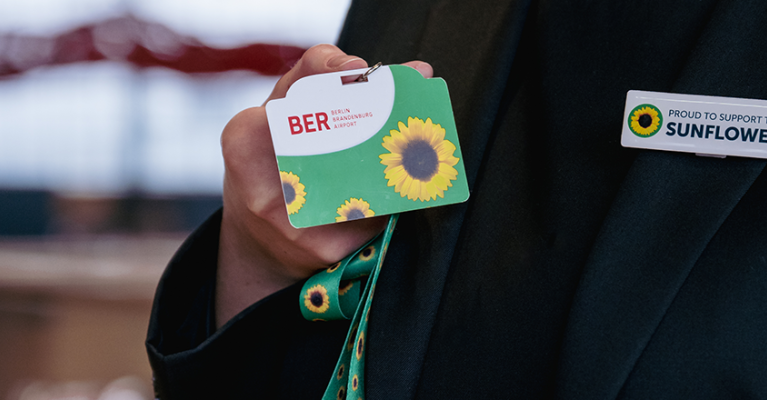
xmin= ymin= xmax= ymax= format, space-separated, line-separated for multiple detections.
xmin=329 ymin=56 xmax=365 ymax=69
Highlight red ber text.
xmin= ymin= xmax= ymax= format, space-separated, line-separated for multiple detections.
xmin=289 ymin=113 xmax=330 ymax=135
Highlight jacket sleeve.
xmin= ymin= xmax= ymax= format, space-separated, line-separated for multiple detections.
xmin=145 ymin=209 xmax=351 ymax=399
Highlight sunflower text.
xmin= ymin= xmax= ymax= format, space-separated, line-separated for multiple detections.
xmin=665 ymin=122 xmax=767 ymax=143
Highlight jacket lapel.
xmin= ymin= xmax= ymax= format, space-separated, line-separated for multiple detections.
xmin=557 ymin=0 xmax=767 ymax=396
xmin=557 ymin=150 xmax=765 ymax=399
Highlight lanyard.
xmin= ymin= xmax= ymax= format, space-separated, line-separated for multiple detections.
xmin=299 ymin=214 xmax=398 ymax=399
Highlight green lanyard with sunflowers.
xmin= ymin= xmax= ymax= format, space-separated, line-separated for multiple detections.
xmin=282 ymin=64 xmax=469 ymax=398
xmin=299 ymin=215 xmax=398 ymax=400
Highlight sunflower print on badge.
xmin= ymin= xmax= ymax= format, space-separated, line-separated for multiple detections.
xmin=379 ymin=117 xmax=460 ymax=202
xmin=628 ymin=104 xmax=663 ymax=137
xmin=336 ymin=198 xmax=375 ymax=222
xmin=279 ymin=171 xmax=306 ymax=214
xmin=304 ymin=284 xmax=330 ymax=314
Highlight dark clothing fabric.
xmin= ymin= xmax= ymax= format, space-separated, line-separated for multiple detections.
xmin=147 ymin=0 xmax=767 ymax=398
xmin=147 ymin=210 xmax=351 ymax=399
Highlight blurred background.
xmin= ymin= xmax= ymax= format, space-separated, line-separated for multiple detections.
xmin=0 ymin=0 xmax=350 ymax=398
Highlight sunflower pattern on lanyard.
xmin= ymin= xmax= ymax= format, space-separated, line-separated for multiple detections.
xmin=299 ymin=215 xmax=399 ymax=400
xmin=379 ymin=117 xmax=460 ymax=202
xmin=303 ymin=284 xmax=330 ymax=314
xmin=628 ymin=104 xmax=663 ymax=137
xmin=279 ymin=171 xmax=306 ymax=214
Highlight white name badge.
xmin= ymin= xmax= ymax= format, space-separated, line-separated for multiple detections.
xmin=621 ymin=90 xmax=767 ymax=159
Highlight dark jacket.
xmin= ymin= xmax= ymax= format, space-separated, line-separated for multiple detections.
xmin=147 ymin=0 xmax=767 ymax=398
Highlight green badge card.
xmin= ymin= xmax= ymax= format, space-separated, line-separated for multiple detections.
xmin=265 ymin=64 xmax=469 ymax=228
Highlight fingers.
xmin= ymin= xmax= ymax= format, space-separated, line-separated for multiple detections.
xmin=223 ymin=45 xmax=368 ymax=218
xmin=221 ymin=107 xmax=281 ymax=214
xmin=402 ymin=60 xmax=434 ymax=79
xmin=267 ymin=44 xmax=368 ymax=103
xmin=266 ymin=44 xmax=434 ymax=104
xmin=266 ymin=45 xmax=433 ymax=105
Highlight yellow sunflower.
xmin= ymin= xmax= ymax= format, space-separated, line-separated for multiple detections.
xmin=336 ymin=198 xmax=375 ymax=222
xmin=338 ymin=281 xmax=354 ymax=296
xmin=327 ymin=261 xmax=341 ymax=273
xmin=355 ymin=331 xmax=365 ymax=360
xmin=347 ymin=324 xmax=359 ymax=351
xmin=357 ymin=245 xmax=376 ymax=262
xmin=351 ymin=375 xmax=359 ymax=391
xmin=279 ymin=171 xmax=306 ymax=215
xmin=379 ymin=117 xmax=460 ymax=202
xmin=629 ymin=104 xmax=663 ymax=137
xmin=304 ymin=284 xmax=330 ymax=314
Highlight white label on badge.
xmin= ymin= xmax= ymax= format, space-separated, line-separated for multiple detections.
xmin=621 ymin=90 xmax=767 ymax=159
xmin=266 ymin=66 xmax=395 ymax=156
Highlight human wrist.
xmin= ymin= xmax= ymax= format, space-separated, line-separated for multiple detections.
xmin=214 ymin=207 xmax=309 ymax=328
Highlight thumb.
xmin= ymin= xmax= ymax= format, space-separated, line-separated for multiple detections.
xmin=266 ymin=44 xmax=368 ymax=103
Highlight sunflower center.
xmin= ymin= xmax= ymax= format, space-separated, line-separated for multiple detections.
xmin=638 ymin=113 xmax=653 ymax=128
xmin=310 ymin=292 xmax=324 ymax=307
xmin=401 ymin=139 xmax=439 ymax=181
xmin=282 ymin=182 xmax=296 ymax=204
xmin=356 ymin=336 xmax=364 ymax=355
xmin=346 ymin=208 xmax=366 ymax=221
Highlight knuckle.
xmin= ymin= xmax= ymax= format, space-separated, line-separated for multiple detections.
xmin=305 ymin=43 xmax=338 ymax=57
xmin=301 ymin=44 xmax=343 ymax=70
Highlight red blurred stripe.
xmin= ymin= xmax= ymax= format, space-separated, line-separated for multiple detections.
xmin=127 ymin=42 xmax=305 ymax=75
xmin=0 ymin=15 xmax=306 ymax=78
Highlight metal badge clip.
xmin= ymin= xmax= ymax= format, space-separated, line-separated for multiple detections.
xmin=355 ymin=62 xmax=382 ymax=82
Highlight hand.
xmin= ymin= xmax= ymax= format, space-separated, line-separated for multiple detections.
xmin=215 ymin=44 xmax=433 ymax=327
